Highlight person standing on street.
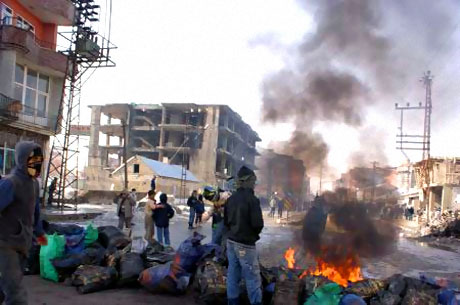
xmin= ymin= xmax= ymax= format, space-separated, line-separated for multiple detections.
xmin=187 ymin=190 xmax=198 ymax=229
xmin=195 ymin=194 xmax=205 ymax=226
xmin=47 ymin=177 xmax=58 ymax=206
xmin=153 ymin=193 xmax=175 ymax=247
xmin=225 ymin=166 xmax=264 ymax=305
xmin=0 ymin=141 xmax=48 ymax=305
xmin=269 ymin=192 xmax=277 ymax=218
xmin=151 ymin=175 xmax=157 ymax=191
xmin=117 ymin=190 xmax=136 ymax=230
xmin=144 ymin=190 xmax=157 ymax=243
xmin=277 ymin=197 xmax=284 ymax=219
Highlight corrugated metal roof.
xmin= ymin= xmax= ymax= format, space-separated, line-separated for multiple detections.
xmin=140 ymin=156 xmax=200 ymax=182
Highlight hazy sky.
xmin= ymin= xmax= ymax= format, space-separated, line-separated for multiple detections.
xmin=77 ymin=0 xmax=460 ymax=183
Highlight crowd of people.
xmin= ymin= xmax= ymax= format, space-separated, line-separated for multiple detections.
xmin=0 ymin=141 xmax=264 ymax=305
xmin=118 ymin=167 xmax=264 ymax=305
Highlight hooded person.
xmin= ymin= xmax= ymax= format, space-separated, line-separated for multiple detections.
xmin=0 ymin=141 xmax=47 ymax=305
xmin=224 ymin=166 xmax=263 ymax=305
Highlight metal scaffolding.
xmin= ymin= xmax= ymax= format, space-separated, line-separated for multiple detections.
xmin=43 ymin=0 xmax=116 ymax=209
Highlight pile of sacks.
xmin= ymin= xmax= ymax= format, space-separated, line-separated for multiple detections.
xmin=269 ymin=268 xmax=459 ymax=305
xmin=27 ymin=223 xmax=232 ymax=299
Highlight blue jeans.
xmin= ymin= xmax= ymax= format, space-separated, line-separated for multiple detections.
xmin=156 ymin=226 xmax=170 ymax=246
xmin=227 ymin=240 xmax=262 ymax=305
xmin=212 ymin=221 xmax=224 ymax=245
xmin=189 ymin=207 xmax=196 ymax=227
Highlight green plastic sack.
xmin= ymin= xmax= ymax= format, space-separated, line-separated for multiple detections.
xmin=305 ymin=283 xmax=342 ymax=305
xmin=84 ymin=224 xmax=99 ymax=246
xmin=40 ymin=233 xmax=66 ymax=282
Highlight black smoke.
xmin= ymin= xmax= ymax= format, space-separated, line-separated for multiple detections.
xmin=259 ymin=0 xmax=458 ymax=172
xmin=301 ymin=195 xmax=396 ymax=263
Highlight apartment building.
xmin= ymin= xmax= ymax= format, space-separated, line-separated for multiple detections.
xmin=255 ymin=149 xmax=308 ymax=205
xmin=398 ymin=158 xmax=460 ymax=216
xmin=0 ymin=0 xmax=75 ymax=174
xmin=76 ymin=103 xmax=260 ymax=187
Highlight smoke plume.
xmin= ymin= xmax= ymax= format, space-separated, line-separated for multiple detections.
xmin=301 ymin=195 xmax=396 ymax=263
xmin=259 ymin=0 xmax=458 ymax=171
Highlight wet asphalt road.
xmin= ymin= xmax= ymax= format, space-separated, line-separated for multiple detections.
xmin=24 ymin=209 xmax=460 ymax=304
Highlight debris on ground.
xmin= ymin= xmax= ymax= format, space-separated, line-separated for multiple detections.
xmin=31 ymin=221 xmax=460 ymax=303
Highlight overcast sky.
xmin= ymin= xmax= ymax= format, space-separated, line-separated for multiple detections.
xmin=77 ymin=0 xmax=460 ymax=184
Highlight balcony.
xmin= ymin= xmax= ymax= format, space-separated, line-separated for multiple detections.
xmin=17 ymin=0 xmax=75 ymax=26
xmin=0 ymin=24 xmax=67 ymax=74
xmin=0 ymin=93 xmax=56 ymax=135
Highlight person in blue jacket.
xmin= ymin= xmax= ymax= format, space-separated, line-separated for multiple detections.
xmin=0 ymin=141 xmax=48 ymax=305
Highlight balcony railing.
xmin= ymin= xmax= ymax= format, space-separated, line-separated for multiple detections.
xmin=0 ymin=17 xmax=56 ymax=50
xmin=0 ymin=93 xmax=56 ymax=131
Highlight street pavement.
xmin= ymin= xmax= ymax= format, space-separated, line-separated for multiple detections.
xmin=24 ymin=208 xmax=460 ymax=304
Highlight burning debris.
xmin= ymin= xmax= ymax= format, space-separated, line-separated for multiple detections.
xmin=283 ymin=194 xmax=396 ymax=288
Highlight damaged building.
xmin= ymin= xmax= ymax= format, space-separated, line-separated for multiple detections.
xmin=73 ymin=103 xmax=260 ymax=191
xmin=398 ymin=158 xmax=460 ymax=220
xmin=335 ymin=166 xmax=398 ymax=202
xmin=0 ymin=0 xmax=75 ymax=175
xmin=255 ymin=149 xmax=309 ymax=207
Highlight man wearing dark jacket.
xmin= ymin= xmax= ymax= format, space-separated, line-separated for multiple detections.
xmin=0 ymin=141 xmax=48 ymax=305
xmin=187 ymin=190 xmax=198 ymax=229
xmin=153 ymin=193 xmax=175 ymax=246
xmin=224 ymin=166 xmax=263 ymax=305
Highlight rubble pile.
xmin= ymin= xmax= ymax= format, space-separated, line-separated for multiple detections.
xmin=421 ymin=211 xmax=460 ymax=237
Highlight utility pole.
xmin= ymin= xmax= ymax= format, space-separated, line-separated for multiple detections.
xmin=395 ymin=71 xmax=434 ymax=221
xmin=122 ymin=120 xmax=128 ymax=190
xmin=395 ymin=71 xmax=433 ymax=160
xmin=421 ymin=71 xmax=433 ymax=160
xmin=371 ymin=161 xmax=378 ymax=203
xmin=319 ymin=162 xmax=323 ymax=195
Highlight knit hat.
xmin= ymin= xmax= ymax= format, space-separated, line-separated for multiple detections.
xmin=237 ymin=166 xmax=255 ymax=181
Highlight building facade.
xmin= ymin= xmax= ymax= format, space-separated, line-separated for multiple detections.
xmin=255 ymin=149 xmax=308 ymax=207
xmin=111 ymin=155 xmax=201 ymax=197
xmin=75 ymin=103 xmax=260 ymax=187
xmin=0 ymin=0 xmax=74 ymax=175
xmin=397 ymin=158 xmax=460 ymax=218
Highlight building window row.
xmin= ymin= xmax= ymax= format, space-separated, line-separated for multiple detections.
xmin=14 ymin=64 xmax=50 ymax=118
xmin=0 ymin=3 xmax=35 ymax=33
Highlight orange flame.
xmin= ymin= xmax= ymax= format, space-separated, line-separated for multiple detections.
xmin=284 ymin=248 xmax=363 ymax=287
xmin=311 ymin=256 xmax=363 ymax=287
xmin=284 ymin=247 xmax=296 ymax=269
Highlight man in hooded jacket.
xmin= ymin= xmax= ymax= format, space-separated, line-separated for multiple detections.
xmin=224 ymin=166 xmax=264 ymax=305
xmin=0 ymin=141 xmax=48 ymax=305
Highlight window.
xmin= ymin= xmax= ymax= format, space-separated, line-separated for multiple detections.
xmin=0 ymin=147 xmax=15 ymax=176
xmin=16 ymin=15 xmax=34 ymax=32
xmin=133 ymin=164 xmax=140 ymax=174
xmin=0 ymin=3 xmax=12 ymax=25
xmin=14 ymin=64 xmax=50 ymax=117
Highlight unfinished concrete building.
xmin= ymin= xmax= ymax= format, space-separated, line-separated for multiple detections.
xmin=75 ymin=103 xmax=260 ymax=188
xmin=398 ymin=158 xmax=460 ymax=218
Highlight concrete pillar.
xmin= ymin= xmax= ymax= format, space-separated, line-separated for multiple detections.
xmin=0 ymin=50 xmax=15 ymax=98
xmin=428 ymin=188 xmax=435 ymax=222
xmin=442 ymin=186 xmax=453 ymax=212
xmin=189 ymin=106 xmax=219 ymax=184
xmin=88 ymin=106 xmax=101 ymax=167
xmin=158 ymin=106 xmax=167 ymax=161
